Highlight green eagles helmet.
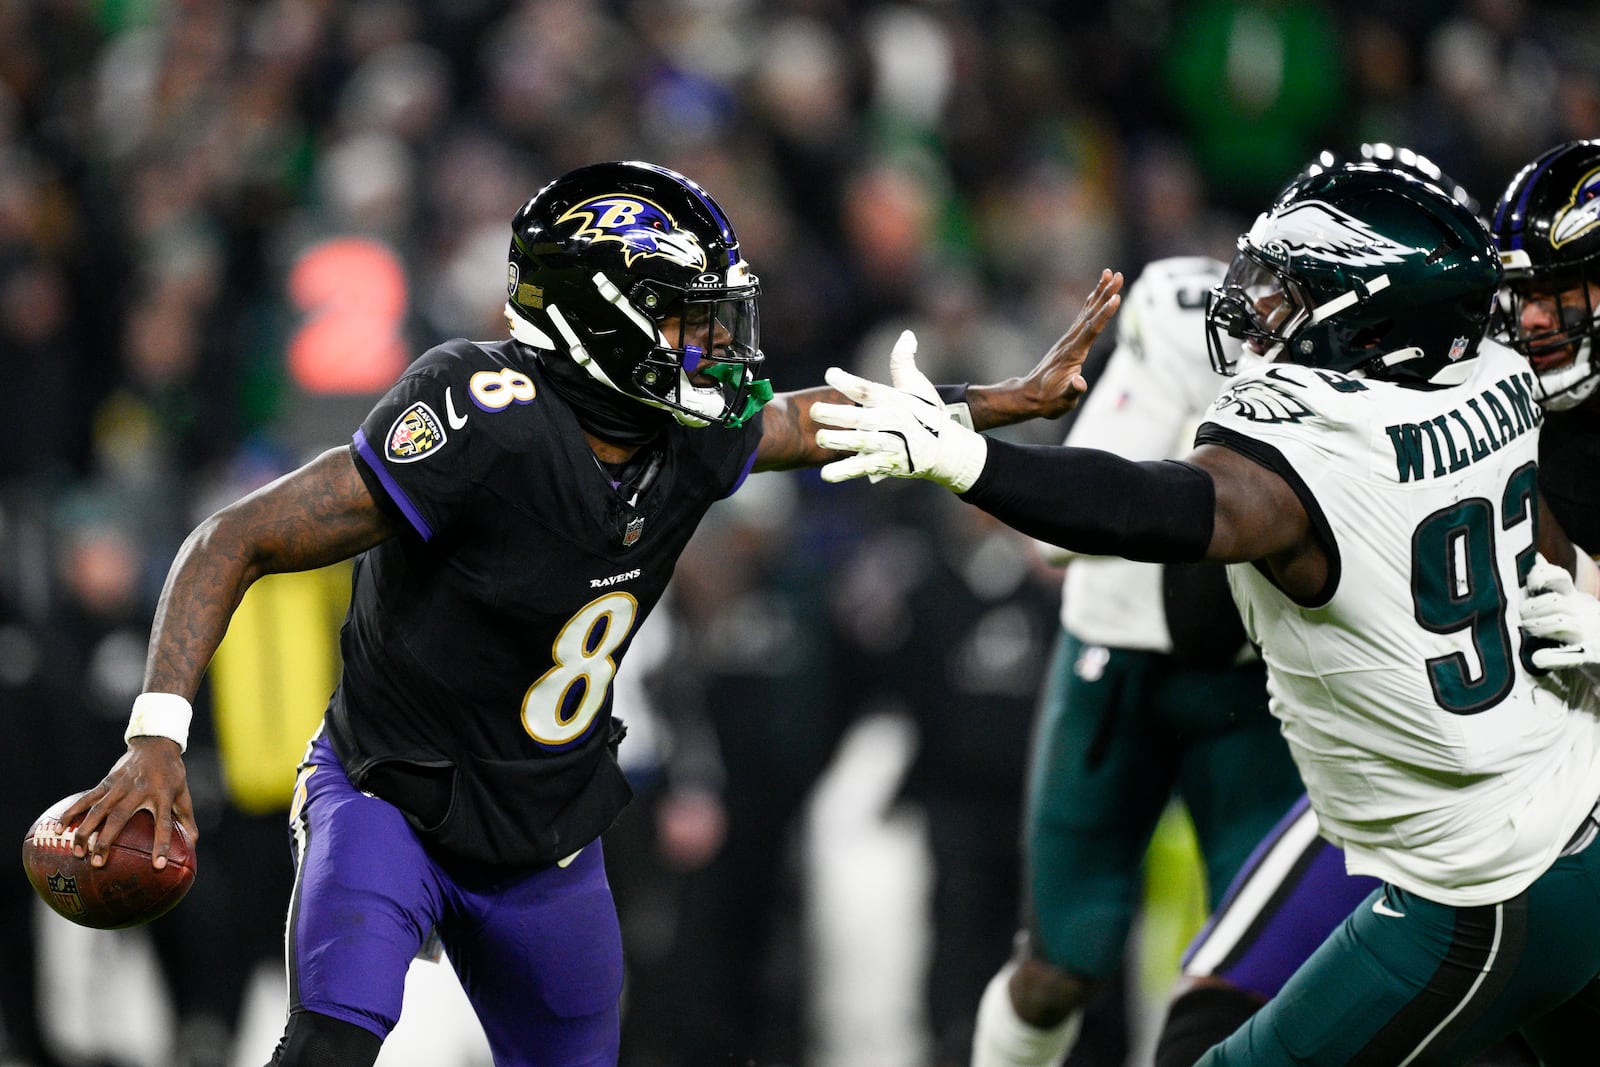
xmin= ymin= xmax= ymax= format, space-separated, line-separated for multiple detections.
xmin=1206 ymin=163 xmax=1502 ymax=385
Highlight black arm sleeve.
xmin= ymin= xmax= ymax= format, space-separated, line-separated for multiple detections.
xmin=1162 ymin=560 xmax=1249 ymax=667
xmin=958 ymin=437 xmax=1215 ymax=563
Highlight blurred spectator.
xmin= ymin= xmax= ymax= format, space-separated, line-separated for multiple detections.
xmin=1160 ymin=0 xmax=1346 ymax=215
xmin=617 ymin=476 xmax=844 ymax=1067
xmin=0 ymin=568 xmax=77 ymax=1067
xmin=830 ymin=486 xmax=1062 ymax=1066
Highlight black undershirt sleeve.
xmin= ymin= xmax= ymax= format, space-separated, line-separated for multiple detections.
xmin=957 ymin=437 xmax=1216 ymax=563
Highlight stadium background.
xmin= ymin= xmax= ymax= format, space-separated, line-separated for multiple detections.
xmin=3 ymin=1 xmax=1599 ymax=1065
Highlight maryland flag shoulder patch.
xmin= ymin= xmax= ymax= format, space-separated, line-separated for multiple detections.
xmin=386 ymin=402 xmax=447 ymax=462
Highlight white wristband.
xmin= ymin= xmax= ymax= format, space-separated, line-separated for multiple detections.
xmin=125 ymin=692 xmax=193 ymax=753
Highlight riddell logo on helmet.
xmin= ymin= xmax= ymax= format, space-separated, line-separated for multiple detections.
xmin=557 ymin=195 xmax=708 ymax=270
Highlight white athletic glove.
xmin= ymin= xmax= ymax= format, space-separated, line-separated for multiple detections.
xmin=1521 ymin=554 xmax=1600 ymax=673
xmin=813 ymin=330 xmax=989 ymax=492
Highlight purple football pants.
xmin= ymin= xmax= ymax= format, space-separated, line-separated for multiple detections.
xmin=1179 ymin=793 xmax=1379 ymax=1000
xmin=285 ymin=731 xmax=623 ymax=1065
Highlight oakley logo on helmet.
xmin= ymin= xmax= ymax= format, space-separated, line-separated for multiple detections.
xmin=1254 ymin=201 xmax=1412 ymax=267
xmin=1550 ymin=167 xmax=1600 ymax=247
xmin=556 ymin=195 xmax=708 ymax=270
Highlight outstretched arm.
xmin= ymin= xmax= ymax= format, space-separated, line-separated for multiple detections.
xmin=752 ymin=269 xmax=1123 ymax=472
xmin=64 ymin=447 xmax=394 ymax=867
xmin=955 ymin=437 xmax=1313 ymax=566
xmin=962 ymin=268 xmax=1125 ymax=426
xmin=810 ymin=342 xmax=1329 ymax=595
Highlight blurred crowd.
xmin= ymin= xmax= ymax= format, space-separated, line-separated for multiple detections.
xmin=4 ymin=1 xmax=1600 ymax=1066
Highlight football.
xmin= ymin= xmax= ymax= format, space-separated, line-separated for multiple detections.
xmin=21 ymin=793 xmax=196 ymax=929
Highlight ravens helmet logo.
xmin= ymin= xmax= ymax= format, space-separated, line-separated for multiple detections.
xmin=556 ymin=195 xmax=708 ymax=270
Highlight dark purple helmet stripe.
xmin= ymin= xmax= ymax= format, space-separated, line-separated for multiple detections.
xmin=1503 ymin=153 xmax=1564 ymax=250
xmin=633 ymin=160 xmax=738 ymax=266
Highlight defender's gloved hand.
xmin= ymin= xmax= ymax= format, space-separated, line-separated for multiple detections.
xmin=813 ymin=330 xmax=988 ymax=491
xmin=1522 ymin=554 xmax=1600 ymax=672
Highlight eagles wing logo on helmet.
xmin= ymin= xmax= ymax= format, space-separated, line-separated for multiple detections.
xmin=556 ymin=195 xmax=708 ymax=270
xmin=1550 ymin=168 xmax=1600 ymax=247
xmin=1256 ymin=201 xmax=1413 ymax=267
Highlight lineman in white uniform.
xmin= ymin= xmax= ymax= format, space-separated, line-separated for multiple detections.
xmin=1157 ymin=139 xmax=1600 ymax=1067
xmin=813 ymin=162 xmax=1600 ymax=1064
xmin=969 ymin=258 xmax=1301 ymax=1066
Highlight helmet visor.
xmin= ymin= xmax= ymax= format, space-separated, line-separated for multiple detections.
xmin=662 ymin=289 xmax=762 ymax=373
xmin=640 ymin=279 xmax=771 ymax=427
xmin=1205 ymin=251 xmax=1305 ymax=373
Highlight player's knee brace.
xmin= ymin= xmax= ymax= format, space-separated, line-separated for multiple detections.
xmin=267 ymin=1009 xmax=383 ymax=1067
xmin=1153 ymin=984 xmax=1263 ymax=1067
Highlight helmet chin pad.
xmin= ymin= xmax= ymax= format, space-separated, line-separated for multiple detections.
xmin=1534 ymin=338 xmax=1600 ymax=410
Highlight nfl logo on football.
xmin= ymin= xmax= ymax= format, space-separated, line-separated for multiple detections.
xmin=46 ymin=871 xmax=85 ymax=917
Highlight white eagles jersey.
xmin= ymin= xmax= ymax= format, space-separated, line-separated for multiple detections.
xmin=1057 ymin=257 xmax=1232 ymax=650
xmin=1199 ymin=340 xmax=1600 ymax=906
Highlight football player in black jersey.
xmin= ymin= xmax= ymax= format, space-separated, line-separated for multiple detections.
xmin=58 ymin=160 xmax=1123 ymax=1067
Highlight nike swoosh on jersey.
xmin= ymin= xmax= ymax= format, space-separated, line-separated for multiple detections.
xmin=1371 ymin=897 xmax=1406 ymax=919
xmin=445 ymin=388 xmax=469 ymax=429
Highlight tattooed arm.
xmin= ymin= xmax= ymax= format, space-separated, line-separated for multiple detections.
xmin=143 ymin=447 xmax=391 ymax=698
xmin=65 ymin=447 xmax=393 ymax=865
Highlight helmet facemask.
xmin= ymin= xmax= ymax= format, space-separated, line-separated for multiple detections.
xmin=1489 ymin=140 xmax=1600 ymax=410
xmin=504 ymin=161 xmax=775 ymax=432
xmin=621 ymin=271 xmax=770 ymax=429
xmin=1497 ymin=255 xmax=1600 ymax=411
xmin=1206 ymin=248 xmax=1312 ymax=374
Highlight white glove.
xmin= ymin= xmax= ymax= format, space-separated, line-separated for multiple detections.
xmin=812 ymin=330 xmax=989 ymax=491
xmin=1522 ymin=554 xmax=1600 ymax=671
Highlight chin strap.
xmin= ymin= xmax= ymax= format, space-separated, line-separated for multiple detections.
xmin=505 ymin=302 xmax=557 ymax=349
xmin=1535 ymin=337 xmax=1600 ymax=411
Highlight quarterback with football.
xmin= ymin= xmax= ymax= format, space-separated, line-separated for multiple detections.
xmin=815 ymin=162 xmax=1600 ymax=1064
xmin=59 ymin=160 xmax=1122 ymax=1066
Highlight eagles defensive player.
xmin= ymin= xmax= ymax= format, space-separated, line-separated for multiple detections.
xmin=814 ymin=164 xmax=1600 ymax=1064
xmin=1153 ymin=140 xmax=1600 ymax=1067
xmin=60 ymin=160 xmax=1124 ymax=1067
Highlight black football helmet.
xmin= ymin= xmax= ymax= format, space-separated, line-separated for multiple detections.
xmin=1491 ymin=139 xmax=1600 ymax=411
xmin=505 ymin=160 xmax=771 ymax=428
xmin=1206 ymin=163 xmax=1501 ymax=384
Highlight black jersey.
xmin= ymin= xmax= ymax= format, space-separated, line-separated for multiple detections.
xmin=1540 ymin=408 xmax=1600 ymax=551
xmin=331 ymin=338 xmax=762 ymax=871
